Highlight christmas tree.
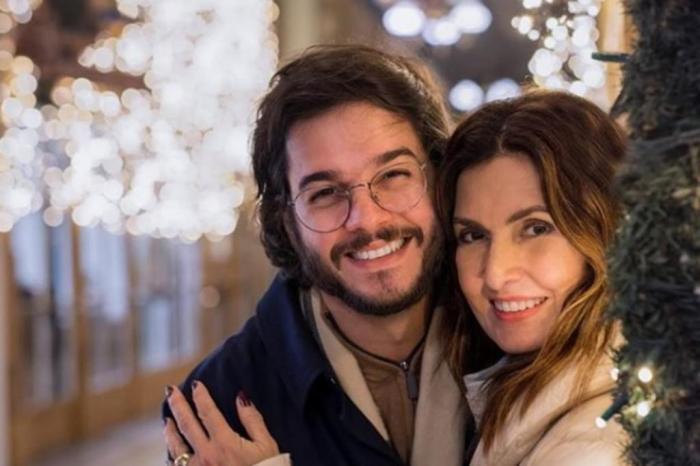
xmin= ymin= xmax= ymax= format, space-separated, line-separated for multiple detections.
xmin=607 ymin=1 xmax=700 ymax=465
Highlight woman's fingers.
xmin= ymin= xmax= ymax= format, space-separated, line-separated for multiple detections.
xmin=192 ymin=380 xmax=237 ymax=443
xmin=236 ymin=391 xmax=277 ymax=447
xmin=167 ymin=385 xmax=210 ymax=450
xmin=163 ymin=417 xmax=190 ymax=460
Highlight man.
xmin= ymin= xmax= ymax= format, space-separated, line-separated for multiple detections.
xmin=163 ymin=44 xmax=468 ymax=466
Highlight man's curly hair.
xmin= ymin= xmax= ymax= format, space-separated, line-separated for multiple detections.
xmin=251 ymin=44 xmax=450 ymax=287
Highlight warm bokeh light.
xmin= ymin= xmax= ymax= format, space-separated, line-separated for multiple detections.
xmin=0 ymin=0 xmax=279 ymax=241
xmin=513 ymin=0 xmax=606 ymax=102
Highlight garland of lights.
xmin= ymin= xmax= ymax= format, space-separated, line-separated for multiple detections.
xmin=512 ymin=0 xmax=606 ymax=102
xmin=0 ymin=0 xmax=278 ymax=242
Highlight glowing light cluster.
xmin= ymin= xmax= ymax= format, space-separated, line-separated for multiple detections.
xmin=449 ymin=78 xmax=521 ymax=112
xmin=0 ymin=0 xmax=279 ymax=241
xmin=596 ymin=364 xmax=658 ymax=429
xmin=512 ymin=0 xmax=606 ymax=101
xmin=380 ymin=0 xmax=492 ymax=46
xmin=0 ymin=0 xmax=44 ymax=232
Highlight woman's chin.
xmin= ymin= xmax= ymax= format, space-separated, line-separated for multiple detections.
xmin=492 ymin=335 xmax=544 ymax=355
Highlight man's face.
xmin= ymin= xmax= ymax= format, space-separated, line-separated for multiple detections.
xmin=285 ymin=102 xmax=443 ymax=316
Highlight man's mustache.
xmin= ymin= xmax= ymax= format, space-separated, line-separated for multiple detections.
xmin=330 ymin=226 xmax=424 ymax=268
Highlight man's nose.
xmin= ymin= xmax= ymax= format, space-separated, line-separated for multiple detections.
xmin=343 ymin=185 xmax=392 ymax=232
xmin=481 ymin=238 xmax=523 ymax=292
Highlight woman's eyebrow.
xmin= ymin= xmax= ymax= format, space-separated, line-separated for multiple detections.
xmin=506 ymin=205 xmax=548 ymax=224
xmin=452 ymin=217 xmax=485 ymax=231
xmin=453 ymin=205 xmax=549 ymax=229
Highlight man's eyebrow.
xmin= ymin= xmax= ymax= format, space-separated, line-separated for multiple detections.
xmin=298 ymin=170 xmax=339 ymax=191
xmin=297 ymin=147 xmax=421 ymax=191
xmin=375 ymin=147 xmax=420 ymax=166
xmin=453 ymin=205 xmax=549 ymax=229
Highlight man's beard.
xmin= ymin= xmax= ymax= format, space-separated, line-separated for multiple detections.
xmin=297 ymin=223 xmax=444 ymax=317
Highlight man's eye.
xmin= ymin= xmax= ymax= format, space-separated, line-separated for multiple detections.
xmin=307 ymin=186 xmax=341 ymax=204
xmin=378 ymin=169 xmax=411 ymax=181
xmin=457 ymin=230 xmax=486 ymax=244
xmin=523 ymin=220 xmax=554 ymax=237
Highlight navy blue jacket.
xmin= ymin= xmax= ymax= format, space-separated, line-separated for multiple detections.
xmin=163 ymin=274 xmax=407 ymax=465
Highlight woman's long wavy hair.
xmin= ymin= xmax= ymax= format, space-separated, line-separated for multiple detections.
xmin=436 ymin=90 xmax=627 ymax=451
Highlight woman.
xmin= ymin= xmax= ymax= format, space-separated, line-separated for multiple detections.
xmin=436 ymin=90 xmax=628 ymax=465
xmin=164 ymin=90 xmax=628 ymax=466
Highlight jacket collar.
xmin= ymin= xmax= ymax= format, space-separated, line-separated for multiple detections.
xmin=464 ymin=353 xmax=616 ymax=466
xmin=254 ymin=274 xmax=332 ymax=413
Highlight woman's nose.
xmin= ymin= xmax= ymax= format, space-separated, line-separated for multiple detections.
xmin=481 ymin=239 xmax=523 ymax=292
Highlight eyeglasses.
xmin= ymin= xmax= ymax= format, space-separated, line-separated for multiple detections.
xmin=289 ymin=159 xmax=428 ymax=233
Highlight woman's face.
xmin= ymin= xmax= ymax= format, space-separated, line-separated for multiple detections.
xmin=453 ymin=153 xmax=586 ymax=354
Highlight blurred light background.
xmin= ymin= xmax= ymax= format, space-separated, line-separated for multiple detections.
xmin=0 ymin=0 xmax=629 ymax=464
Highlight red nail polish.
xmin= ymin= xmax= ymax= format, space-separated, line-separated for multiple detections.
xmin=237 ymin=390 xmax=252 ymax=407
xmin=165 ymin=385 xmax=173 ymax=398
xmin=192 ymin=380 xmax=200 ymax=391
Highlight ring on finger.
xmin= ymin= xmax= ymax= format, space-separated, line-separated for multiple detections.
xmin=174 ymin=452 xmax=192 ymax=466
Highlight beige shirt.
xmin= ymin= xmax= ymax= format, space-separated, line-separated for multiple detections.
xmin=324 ymin=312 xmax=425 ymax=463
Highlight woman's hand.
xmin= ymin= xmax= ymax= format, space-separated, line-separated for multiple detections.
xmin=164 ymin=381 xmax=281 ymax=466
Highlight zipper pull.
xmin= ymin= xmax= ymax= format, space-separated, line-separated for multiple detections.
xmin=400 ymin=360 xmax=419 ymax=402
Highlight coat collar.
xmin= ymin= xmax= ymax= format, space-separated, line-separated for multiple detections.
xmin=464 ymin=353 xmax=616 ymax=466
xmin=254 ymin=274 xmax=331 ymax=413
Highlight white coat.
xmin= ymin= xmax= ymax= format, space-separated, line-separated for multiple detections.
xmin=464 ymin=353 xmax=628 ymax=466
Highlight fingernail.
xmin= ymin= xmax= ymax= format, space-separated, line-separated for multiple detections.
xmin=165 ymin=385 xmax=173 ymax=398
xmin=192 ymin=380 xmax=200 ymax=391
xmin=237 ymin=390 xmax=251 ymax=407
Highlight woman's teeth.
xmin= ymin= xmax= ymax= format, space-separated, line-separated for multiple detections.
xmin=493 ymin=297 xmax=547 ymax=313
xmin=351 ymin=238 xmax=405 ymax=261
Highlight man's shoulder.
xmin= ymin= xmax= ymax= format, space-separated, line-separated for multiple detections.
xmin=191 ymin=316 xmax=267 ymax=383
xmin=183 ymin=274 xmax=323 ymax=395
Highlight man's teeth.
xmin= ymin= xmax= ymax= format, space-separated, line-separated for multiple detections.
xmin=351 ymin=239 xmax=405 ymax=261
xmin=493 ymin=298 xmax=547 ymax=313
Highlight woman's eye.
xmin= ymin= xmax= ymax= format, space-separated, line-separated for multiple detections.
xmin=523 ymin=220 xmax=554 ymax=237
xmin=458 ymin=230 xmax=486 ymax=244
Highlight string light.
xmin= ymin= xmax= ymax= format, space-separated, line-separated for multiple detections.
xmin=595 ymin=393 xmax=628 ymax=429
xmin=513 ymin=0 xmax=606 ymax=103
xmin=610 ymin=367 xmax=620 ymax=381
xmin=599 ymin=364 xmax=659 ymax=428
xmin=636 ymin=400 xmax=652 ymax=418
xmin=637 ymin=366 xmax=654 ymax=384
